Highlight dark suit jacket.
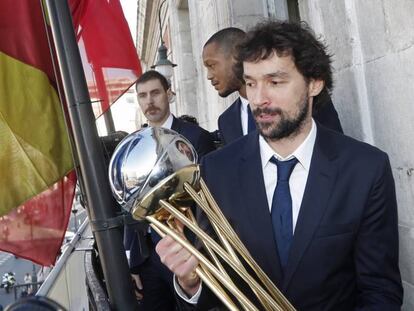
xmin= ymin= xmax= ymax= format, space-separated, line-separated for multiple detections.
xmin=181 ymin=124 xmax=402 ymax=310
xmin=218 ymin=96 xmax=343 ymax=145
xmin=171 ymin=116 xmax=216 ymax=160
xmin=124 ymin=116 xmax=216 ymax=269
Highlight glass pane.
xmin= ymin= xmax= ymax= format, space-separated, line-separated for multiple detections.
xmin=267 ymin=0 xmax=300 ymax=21
xmin=287 ymin=0 xmax=300 ymax=22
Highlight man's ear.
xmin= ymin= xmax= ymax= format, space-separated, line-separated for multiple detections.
xmin=308 ymin=79 xmax=324 ymax=97
xmin=167 ymin=89 xmax=175 ymax=103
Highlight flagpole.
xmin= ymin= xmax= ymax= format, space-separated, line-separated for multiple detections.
xmin=43 ymin=1 xmax=138 ymax=309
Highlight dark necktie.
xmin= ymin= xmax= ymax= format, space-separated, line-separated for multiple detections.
xmin=270 ymin=156 xmax=298 ymax=270
xmin=247 ymin=104 xmax=256 ymax=133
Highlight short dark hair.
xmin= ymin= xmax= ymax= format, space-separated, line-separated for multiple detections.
xmin=135 ymin=70 xmax=169 ymax=92
xmin=204 ymin=27 xmax=246 ymax=56
xmin=238 ymin=20 xmax=333 ymax=109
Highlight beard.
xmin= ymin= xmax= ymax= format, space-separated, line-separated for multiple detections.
xmin=253 ymin=95 xmax=309 ymax=140
xmin=218 ymin=69 xmax=242 ymax=97
xmin=219 ymin=87 xmax=236 ymax=98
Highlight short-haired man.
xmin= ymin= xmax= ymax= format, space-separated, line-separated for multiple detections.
xmin=203 ymin=27 xmax=343 ymax=145
xmin=157 ymin=21 xmax=403 ymax=310
xmin=124 ymin=70 xmax=215 ymax=311
xmin=135 ymin=70 xmax=215 ymax=157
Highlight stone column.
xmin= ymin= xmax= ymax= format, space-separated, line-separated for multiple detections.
xmin=169 ymin=0 xmax=198 ymax=119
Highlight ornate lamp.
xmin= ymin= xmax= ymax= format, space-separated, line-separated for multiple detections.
xmin=151 ymin=0 xmax=176 ymax=80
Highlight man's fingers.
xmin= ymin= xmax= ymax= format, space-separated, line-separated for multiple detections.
xmin=155 ymin=235 xmax=178 ymax=257
xmin=175 ymin=255 xmax=198 ymax=279
xmin=131 ymin=274 xmax=143 ymax=290
xmin=135 ymin=291 xmax=143 ymax=300
xmin=156 ymin=234 xmax=199 ymax=279
xmin=130 ymin=274 xmax=144 ymax=300
xmin=168 ymin=248 xmax=195 ymax=271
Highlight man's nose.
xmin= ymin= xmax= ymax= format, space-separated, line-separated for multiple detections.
xmin=250 ymin=84 xmax=269 ymax=107
xmin=145 ymin=95 xmax=154 ymax=105
xmin=206 ymin=69 xmax=213 ymax=80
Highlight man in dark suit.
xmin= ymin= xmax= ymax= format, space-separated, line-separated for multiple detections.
xmin=203 ymin=27 xmax=343 ymax=145
xmin=156 ymin=21 xmax=403 ymax=310
xmin=124 ymin=70 xmax=215 ymax=311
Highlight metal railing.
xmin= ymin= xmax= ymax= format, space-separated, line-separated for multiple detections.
xmin=13 ymin=282 xmax=43 ymax=300
xmin=36 ymin=218 xmax=92 ymax=310
xmin=37 ymin=219 xmax=89 ymax=296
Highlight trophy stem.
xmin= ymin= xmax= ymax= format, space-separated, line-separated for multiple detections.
xmin=147 ymin=216 xmax=258 ymax=311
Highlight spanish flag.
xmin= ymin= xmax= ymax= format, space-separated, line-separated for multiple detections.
xmin=0 ymin=1 xmax=75 ymax=265
xmin=0 ymin=0 xmax=140 ymax=265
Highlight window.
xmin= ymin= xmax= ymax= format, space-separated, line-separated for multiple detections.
xmin=267 ymin=0 xmax=300 ymax=21
xmin=287 ymin=0 xmax=300 ymax=22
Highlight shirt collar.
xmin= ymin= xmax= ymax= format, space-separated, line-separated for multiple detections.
xmin=260 ymin=119 xmax=317 ymax=171
xmin=239 ymin=96 xmax=249 ymax=112
xmin=160 ymin=113 xmax=174 ymax=129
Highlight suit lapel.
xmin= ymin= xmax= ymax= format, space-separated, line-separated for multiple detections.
xmin=222 ymin=98 xmax=243 ymax=143
xmin=238 ymin=132 xmax=283 ymax=284
xmin=282 ymin=125 xmax=339 ymax=291
xmin=171 ymin=116 xmax=181 ymax=133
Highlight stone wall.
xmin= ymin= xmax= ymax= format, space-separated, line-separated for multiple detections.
xmin=169 ymin=2 xmax=198 ymax=118
xmin=299 ymin=1 xmax=414 ymax=309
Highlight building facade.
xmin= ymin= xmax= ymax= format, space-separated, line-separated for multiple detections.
xmin=135 ymin=1 xmax=414 ymax=308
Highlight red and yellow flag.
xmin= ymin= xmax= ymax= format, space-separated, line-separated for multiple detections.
xmin=0 ymin=0 xmax=75 ymax=265
xmin=0 ymin=0 xmax=141 ymax=266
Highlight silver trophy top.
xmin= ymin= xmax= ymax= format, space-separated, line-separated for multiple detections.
xmin=108 ymin=127 xmax=198 ymax=217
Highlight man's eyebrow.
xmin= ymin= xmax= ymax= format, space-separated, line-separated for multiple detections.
xmin=265 ymin=71 xmax=289 ymax=78
xmin=243 ymin=71 xmax=289 ymax=80
xmin=243 ymin=73 xmax=252 ymax=80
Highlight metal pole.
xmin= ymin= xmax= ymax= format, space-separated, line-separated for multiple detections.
xmin=32 ymin=263 xmax=37 ymax=292
xmin=104 ymin=108 xmax=116 ymax=134
xmin=43 ymin=1 xmax=138 ymax=309
xmin=72 ymin=207 xmax=78 ymax=232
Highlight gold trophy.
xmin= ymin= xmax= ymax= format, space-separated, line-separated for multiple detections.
xmin=109 ymin=127 xmax=295 ymax=311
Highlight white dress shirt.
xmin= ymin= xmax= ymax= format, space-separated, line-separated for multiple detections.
xmin=260 ymin=119 xmax=317 ymax=232
xmin=239 ymin=96 xmax=250 ymax=135
xmin=160 ymin=113 xmax=174 ymax=129
xmin=175 ymin=119 xmax=318 ymax=303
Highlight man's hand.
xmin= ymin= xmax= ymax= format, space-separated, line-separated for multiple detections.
xmin=156 ymin=235 xmax=200 ymax=297
xmin=131 ymin=273 xmax=143 ymax=300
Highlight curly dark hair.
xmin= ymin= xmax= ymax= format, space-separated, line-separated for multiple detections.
xmin=237 ymin=20 xmax=333 ymax=109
